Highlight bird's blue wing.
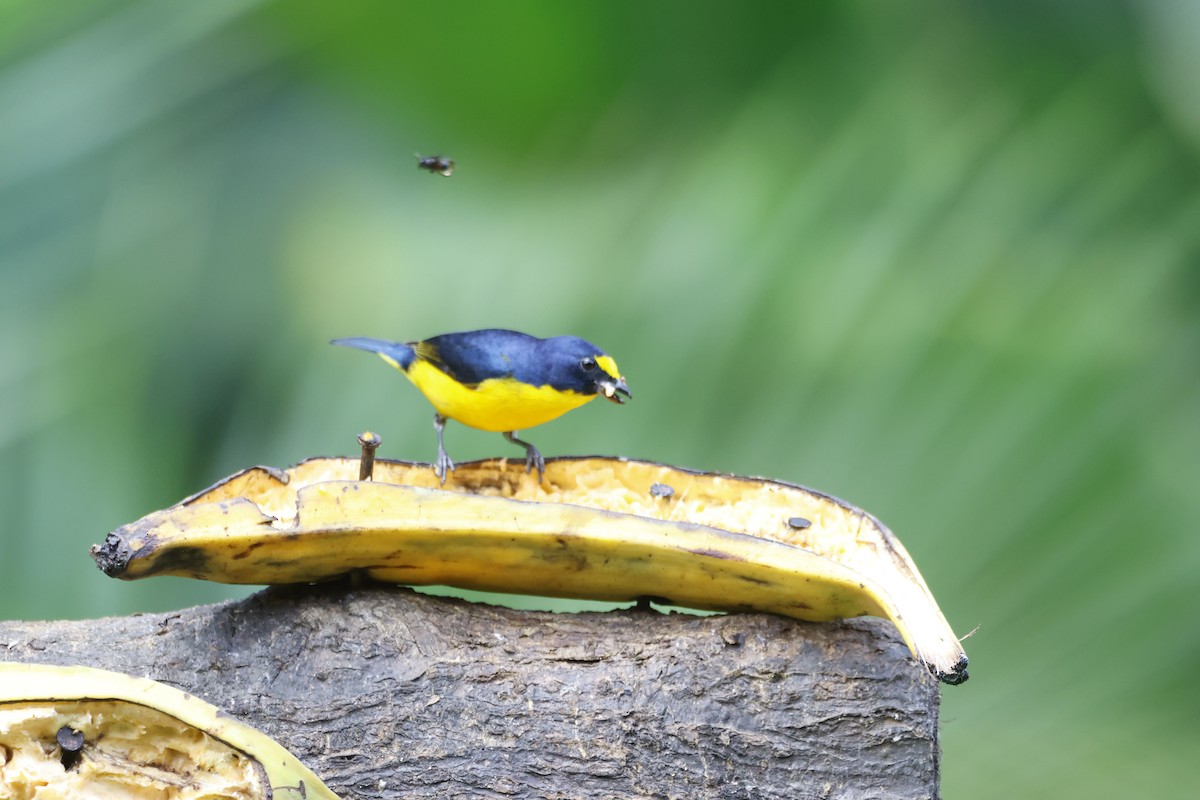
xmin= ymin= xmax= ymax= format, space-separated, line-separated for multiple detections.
xmin=422 ymin=329 xmax=547 ymax=386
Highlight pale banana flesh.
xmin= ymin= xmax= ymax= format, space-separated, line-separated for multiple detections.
xmin=92 ymin=456 xmax=968 ymax=684
xmin=0 ymin=662 xmax=342 ymax=800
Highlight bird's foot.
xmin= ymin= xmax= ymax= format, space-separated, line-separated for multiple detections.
xmin=433 ymin=448 xmax=455 ymax=485
xmin=504 ymin=431 xmax=545 ymax=483
xmin=433 ymin=413 xmax=455 ymax=486
xmin=525 ymin=444 xmax=545 ymax=483
xmin=434 ymin=446 xmax=455 ymax=486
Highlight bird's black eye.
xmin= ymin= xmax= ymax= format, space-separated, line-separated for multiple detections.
xmin=580 ymin=357 xmax=597 ymax=371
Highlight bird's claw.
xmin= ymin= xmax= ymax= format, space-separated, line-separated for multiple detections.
xmin=524 ymin=445 xmax=545 ymax=483
xmin=433 ymin=414 xmax=454 ymax=486
xmin=434 ymin=447 xmax=455 ymax=486
xmin=504 ymin=431 xmax=545 ymax=483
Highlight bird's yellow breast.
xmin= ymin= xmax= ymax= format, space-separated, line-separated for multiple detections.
xmin=404 ymin=359 xmax=597 ymax=433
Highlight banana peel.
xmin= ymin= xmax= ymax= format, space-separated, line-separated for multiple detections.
xmin=0 ymin=662 xmax=341 ymax=799
xmin=91 ymin=456 xmax=969 ymax=685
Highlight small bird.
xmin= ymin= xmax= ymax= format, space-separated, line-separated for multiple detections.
xmin=332 ymin=329 xmax=630 ymax=484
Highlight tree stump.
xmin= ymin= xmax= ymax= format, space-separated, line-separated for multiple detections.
xmin=0 ymin=583 xmax=940 ymax=799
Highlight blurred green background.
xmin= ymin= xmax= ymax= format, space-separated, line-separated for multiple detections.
xmin=2 ymin=0 xmax=1197 ymax=795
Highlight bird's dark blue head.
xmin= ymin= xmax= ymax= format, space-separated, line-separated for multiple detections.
xmin=539 ymin=336 xmax=631 ymax=403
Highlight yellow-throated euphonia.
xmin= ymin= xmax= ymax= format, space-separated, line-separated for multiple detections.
xmin=332 ymin=329 xmax=631 ymax=483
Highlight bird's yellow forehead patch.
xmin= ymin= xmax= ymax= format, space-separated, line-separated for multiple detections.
xmin=595 ymin=355 xmax=621 ymax=381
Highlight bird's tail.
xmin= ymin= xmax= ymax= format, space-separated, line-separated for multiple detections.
xmin=331 ymin=337 xmax=417 ymax=371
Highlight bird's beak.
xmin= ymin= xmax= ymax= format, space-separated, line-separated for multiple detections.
xmin=597 ymin=377 xmax=631 ymax=405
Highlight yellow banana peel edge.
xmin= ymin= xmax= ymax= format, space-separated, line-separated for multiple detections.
xmin=91 ymin=455 xmax=969 ymax=685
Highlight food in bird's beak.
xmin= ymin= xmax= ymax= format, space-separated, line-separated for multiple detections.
xmin=598 ymin=377 xmax=631 ymax=404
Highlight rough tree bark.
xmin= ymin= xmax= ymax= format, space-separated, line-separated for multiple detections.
xmin=0 ymin=583 xmax=940 ymax=799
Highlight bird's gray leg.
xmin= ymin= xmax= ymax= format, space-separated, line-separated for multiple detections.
xmin=433 ymin=413 xmax=454 ymax=485
xmin=503 ymin=430 xmax=545 ymax=483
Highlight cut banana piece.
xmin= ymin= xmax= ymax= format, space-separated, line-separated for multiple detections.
xmin=92 ymin=456 xmax=968 ymax=684
xmin=0 ymin=662 xmax=341 ymax=799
